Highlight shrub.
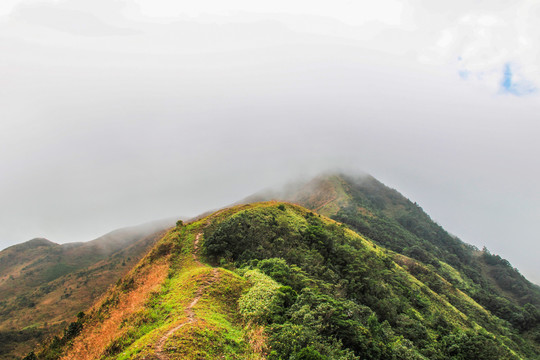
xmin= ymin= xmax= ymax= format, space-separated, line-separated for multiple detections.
xmin=22 ymin=352 xmax=37 ymax=360
xmin=238 ymin=270 xmax=281 ymax=323
xmin=295 ymin=346 xmax=327 ymax=360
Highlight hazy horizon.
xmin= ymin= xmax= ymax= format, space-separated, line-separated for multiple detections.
xmin=1 ymin=0 xmax=540 ymax=284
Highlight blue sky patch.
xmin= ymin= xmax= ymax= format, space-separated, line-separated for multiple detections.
xmin=500 ymin=63 xmax=536 ymax=96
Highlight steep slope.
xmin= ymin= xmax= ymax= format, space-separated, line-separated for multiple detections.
xmin=33 ymin=202 xmax=539 ymax=359
xmin=0 ymin=219 xmax=174 ymax=359
xmin=34 ymin=211 xmax=265 ymax=360
xmin=248 ymin=173 xmax=540 ymax=349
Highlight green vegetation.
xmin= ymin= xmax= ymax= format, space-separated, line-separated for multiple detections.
xmin=203 ymin=203 xmax=536 ymax=359
xmin=20 ymin=174 xmax=540 ymax=359
xmin=324 ymin=175 xmax=540 ymax=346
xmin=238 ymin=269 xmax=281 ymax=322
xmin=36 ymin=312 xmax=85 ymax=360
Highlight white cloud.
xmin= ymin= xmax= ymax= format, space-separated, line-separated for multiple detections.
xmin=418 ymin=0 xmax=540 ymax=94
xmin=133 ymin=0 xmax=405 ymax=26
xmin=1 ymin=0 xmax=540 ymax=284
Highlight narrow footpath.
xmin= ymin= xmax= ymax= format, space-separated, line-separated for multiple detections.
xmin=154 ymin=232 xmax=219 ymax=360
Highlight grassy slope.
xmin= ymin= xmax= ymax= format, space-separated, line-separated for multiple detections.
xmin=37 ymin=214 xmax=266 ymax=360
xmin=0 ymin=221 xmax=171 ymax=359
xmin=35 ymin=202 xmax=538 ymax=359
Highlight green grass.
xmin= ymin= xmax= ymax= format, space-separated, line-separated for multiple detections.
xmin=99 ymin=221 xmax=261 ymax=360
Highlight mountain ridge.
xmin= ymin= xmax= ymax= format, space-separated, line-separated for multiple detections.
xmin=0 ymin=218 xmax=176 ymax=359
xmin=30 ymin=195 xmax=540 ymax=359
xmin=7 ymin=172 xmax=540 ymax=359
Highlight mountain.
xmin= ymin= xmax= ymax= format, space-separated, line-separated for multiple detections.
xmin=30 ymin=196 xmax=540 ymax=359
xmin=248 ymin=174 xmax=540 ymax=344
xmin=0 ymin=219 xmax=175 ymax=359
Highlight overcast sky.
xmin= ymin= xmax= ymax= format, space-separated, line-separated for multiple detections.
xmin=1 ymin=0 xmax=539 ymax=283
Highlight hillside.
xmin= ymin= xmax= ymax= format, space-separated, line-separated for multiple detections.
xmin=0 ymin=219 xmax=174 ymax=359
xmin=248 ymin=174 xmax=540 ymax=348
xmin=31 ymin=202 xmax=540 ymax=359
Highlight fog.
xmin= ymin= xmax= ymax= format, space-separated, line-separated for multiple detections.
xmin=1 ymin=0 xmax=539 ymax=283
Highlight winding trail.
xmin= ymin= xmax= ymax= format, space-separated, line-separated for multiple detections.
xmin=154 ymin=232 xmax=219 ymax=360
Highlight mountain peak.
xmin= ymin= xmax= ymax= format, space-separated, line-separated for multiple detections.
xmin=17 ymin=237 xmax=57 ymax=249
xmin=244 ymin=171 xmax=373 ymax=217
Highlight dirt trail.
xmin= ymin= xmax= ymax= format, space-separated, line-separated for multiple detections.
xmin=154 ymin=232 xmax=219 ymax=360
xmin=313 ymin=195 xmax=337 ymax=212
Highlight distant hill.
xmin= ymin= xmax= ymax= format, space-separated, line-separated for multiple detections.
xmin=31 ymin=199 xmax=540 ymax=359
xmin=0 ymin=219 xmax=175 ymax=359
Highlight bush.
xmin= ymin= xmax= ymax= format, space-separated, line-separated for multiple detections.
xmin=295 ymin=346 xmax=327 ymax=360
xmin=22 ymin=352 xmax=37 ymax=360
xmin=238 ymin=270 xmax=281 ymax=322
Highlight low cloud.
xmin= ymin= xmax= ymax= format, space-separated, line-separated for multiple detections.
xmin=1 ymin=0 xmax=540 ymax=283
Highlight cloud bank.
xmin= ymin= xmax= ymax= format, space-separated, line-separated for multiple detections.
xmin=1 ymin=0 xmax=539 ymax=283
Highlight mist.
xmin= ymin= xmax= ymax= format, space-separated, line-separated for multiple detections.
xmin=1 ymin=0 xmax=540 ymax=283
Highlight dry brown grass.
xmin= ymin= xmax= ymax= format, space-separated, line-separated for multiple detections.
xmin=0 ymin=228 xmax=167 ymax=359
xmin=246 ymin=324 xmax=268 ymax=359
xmin=60 ymin=260 xmax=169 ymax=360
